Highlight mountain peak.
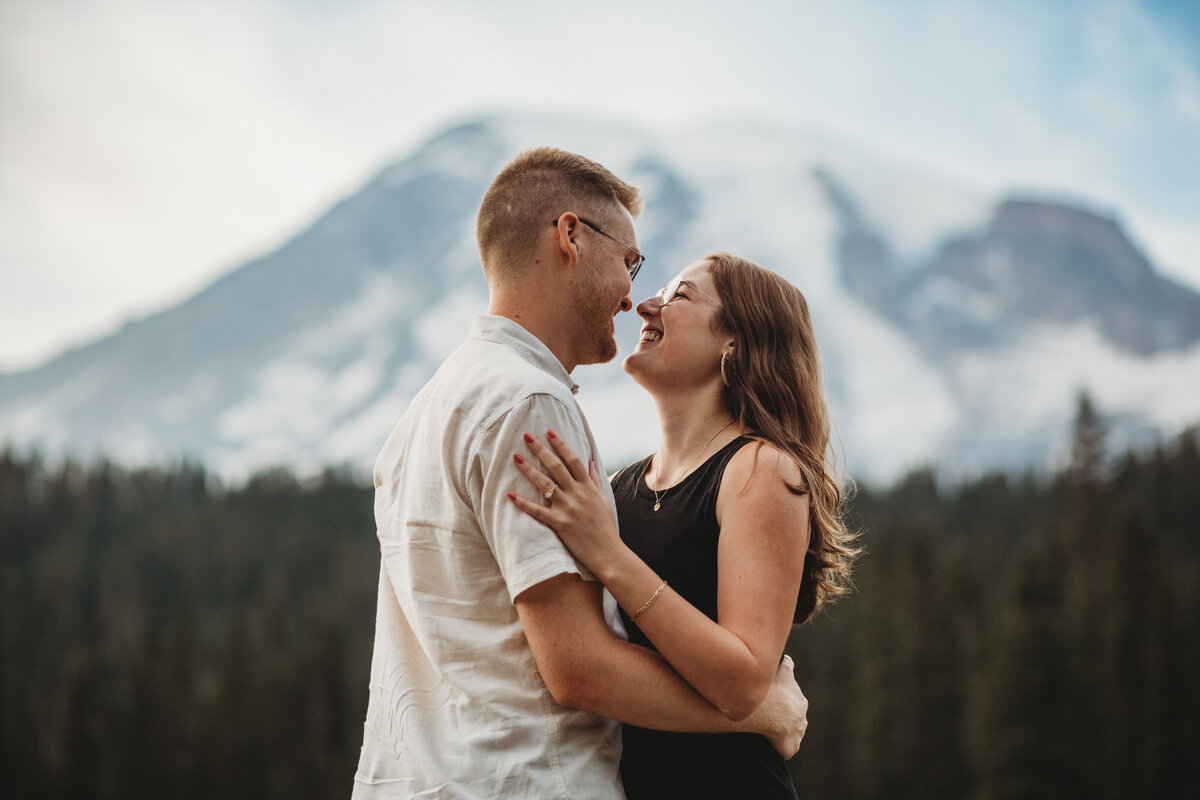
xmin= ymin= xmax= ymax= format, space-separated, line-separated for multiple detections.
xmin=820 ymin=167 xmax=1200 ymax=357
xmin=991 ymin=198 xmax=1153 ymax=289
xmin=2 ymin=116 xmax=1197 ymax=483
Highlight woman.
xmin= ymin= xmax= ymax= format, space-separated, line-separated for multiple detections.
xmin=509 ymin=252 xmax=858 ymax=798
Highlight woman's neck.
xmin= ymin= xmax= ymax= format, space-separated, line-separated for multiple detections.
xmin=647 ymin=386 xmax=741 ymax=489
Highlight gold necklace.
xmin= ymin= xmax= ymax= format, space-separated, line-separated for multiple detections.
xmin=645 ymin=421 xmax=737 ymax=511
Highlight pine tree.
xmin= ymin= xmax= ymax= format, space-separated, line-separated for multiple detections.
xmin=1069 ymin=389 xmax=1106 ymax=485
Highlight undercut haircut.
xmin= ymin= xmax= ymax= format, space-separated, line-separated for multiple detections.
xmin=476 ymin=147 xmax=643 ymax=280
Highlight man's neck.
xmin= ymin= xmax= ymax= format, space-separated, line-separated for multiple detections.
xmin=488 ymin=295 xmax=579 ymax=374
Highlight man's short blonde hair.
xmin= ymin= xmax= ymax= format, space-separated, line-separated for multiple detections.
xmin=476 ymin=147 xmax=643 ymax=280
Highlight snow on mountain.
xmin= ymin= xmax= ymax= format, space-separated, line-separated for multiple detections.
xmin=2 ymin=114 xmax=1197 ymax=484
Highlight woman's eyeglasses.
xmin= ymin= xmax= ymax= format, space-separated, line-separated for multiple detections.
xmin=657 ymin=277 xmax=723 ymax=308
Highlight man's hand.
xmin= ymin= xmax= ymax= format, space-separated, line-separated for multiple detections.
xmin=743 ymin=655 xmax=808 ymax=758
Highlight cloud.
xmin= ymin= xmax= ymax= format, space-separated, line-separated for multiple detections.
xmin=0 ymin=0 xmax=401 ymax=370
xmin=0 ymin=0 xmax=1197 ymax=370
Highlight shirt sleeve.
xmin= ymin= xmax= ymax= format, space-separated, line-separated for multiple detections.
xmin=470 ymin=391 xmax=602 ymax=603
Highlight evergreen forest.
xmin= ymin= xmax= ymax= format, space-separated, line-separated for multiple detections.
xmin=2 ymin=401 xmax=1198 ymax=799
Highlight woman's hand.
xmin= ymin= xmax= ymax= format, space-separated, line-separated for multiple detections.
xmin=508 ymin=430 xmax=624 ymax=574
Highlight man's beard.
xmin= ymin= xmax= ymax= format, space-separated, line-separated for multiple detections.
xmin=577 ymin=306 xmax=618 ymax=365
xmin=591 ymin=320 xmax=618 ymax=364
xmin=573 ymin=277 xmax=619 ymax=365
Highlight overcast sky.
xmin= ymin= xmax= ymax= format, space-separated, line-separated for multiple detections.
xmin=2 ymin=0 xmax=1198 ymax=372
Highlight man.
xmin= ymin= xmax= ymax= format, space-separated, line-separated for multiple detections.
xmin=352 ymin=148 xmax=806 ymax=798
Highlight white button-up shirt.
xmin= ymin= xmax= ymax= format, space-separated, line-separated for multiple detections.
xmin=353 ymin=314 xmax=625 ymax=799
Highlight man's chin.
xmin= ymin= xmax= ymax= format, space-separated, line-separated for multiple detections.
xmin=594 ymin=343 xmax=619 ymax=365
xmin=579 ymin=337 xmax=619 ymax=366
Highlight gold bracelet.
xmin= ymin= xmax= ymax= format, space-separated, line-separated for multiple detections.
xmin=630 ymin=579 xmax=668 ymax=622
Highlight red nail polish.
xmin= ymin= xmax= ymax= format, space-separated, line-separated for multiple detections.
xmin=507 ymin=492 xmax=516 ymax=501
xmin=524 ymin=433 xmax=534 ymax=443
xmin=547 ymin=429 xmax=557 ymax=439
xmin=513 ymin=454 xmax=524 ymax=464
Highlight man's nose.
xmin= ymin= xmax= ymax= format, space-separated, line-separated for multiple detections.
xmin=618 ymin=279 xmax=634 ymax=313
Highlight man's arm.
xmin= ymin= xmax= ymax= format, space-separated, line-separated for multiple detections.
xmin=515 ymin=573 xmax=807 ymax=756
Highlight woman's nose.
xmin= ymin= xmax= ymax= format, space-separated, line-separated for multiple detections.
xmin=635 ymin=294 xmax=662 ymax=318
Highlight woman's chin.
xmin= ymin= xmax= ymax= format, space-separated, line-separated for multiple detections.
xmin=621 ymin=351 xmax=640 ymax=377
xmin=622 ymin=349 xmax=648 ymax=375
xmin=621 ymin=351 xmax=661 ymax=390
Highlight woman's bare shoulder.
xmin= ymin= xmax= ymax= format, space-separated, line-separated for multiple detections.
xmin=722 ymin=439 xmax=805 ymax=498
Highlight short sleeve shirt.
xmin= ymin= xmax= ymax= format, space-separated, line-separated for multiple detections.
xmin=352 ymin=315 xmax=625 ymax=800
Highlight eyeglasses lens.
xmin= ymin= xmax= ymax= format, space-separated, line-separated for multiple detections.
xmin=658 ymin=278 xmax=681 ymax=306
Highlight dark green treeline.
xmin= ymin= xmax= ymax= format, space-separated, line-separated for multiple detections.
xmin=2 ymin=423 xmax=1198 ymax=798
xmin=787 ymin=421 xmax=1200 ymax=799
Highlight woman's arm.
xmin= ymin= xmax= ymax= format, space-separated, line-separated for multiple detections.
xmin=509 ymin=432 xmax=809 ymax=720
xmin=513 ymin=571 xmax=808 ymax=757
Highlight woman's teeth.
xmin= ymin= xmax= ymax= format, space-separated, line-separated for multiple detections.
xmin=640 ymin=330 xmax=662 ymax=342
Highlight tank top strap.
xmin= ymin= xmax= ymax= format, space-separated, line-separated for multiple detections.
xmin=682 ymin=435 xmax=754 ymax=518
xmin=695 ymin=435 xmax=754 ymax=490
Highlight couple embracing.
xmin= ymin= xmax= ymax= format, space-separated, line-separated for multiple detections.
xmin=352 ymin=147 xmax=857 ymax=800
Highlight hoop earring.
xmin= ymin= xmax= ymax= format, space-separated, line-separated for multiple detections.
xmin=720 ymin=352 xmax=732 ymax=387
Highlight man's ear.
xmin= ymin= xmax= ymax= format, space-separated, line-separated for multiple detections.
xmin=552 ymin=212 xmax=581 ymax=266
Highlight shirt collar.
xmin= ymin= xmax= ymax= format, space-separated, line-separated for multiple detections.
xmin=468 ymin=314 xmax=580 ymax=395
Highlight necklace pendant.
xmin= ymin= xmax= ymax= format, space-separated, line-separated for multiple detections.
xmin=653 ymin=501 xmax=661 ymax=511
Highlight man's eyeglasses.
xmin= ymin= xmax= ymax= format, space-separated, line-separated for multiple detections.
xmin=658 ymin=277 xmax=723 ymax=309
xmin=551 ymin=216 xmax=645 ymax=281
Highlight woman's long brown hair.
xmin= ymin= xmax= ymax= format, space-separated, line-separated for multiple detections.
xmin=707 ymin=251 xmax=859 ymax=624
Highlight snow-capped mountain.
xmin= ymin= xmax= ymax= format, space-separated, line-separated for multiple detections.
xmin=2 ymin=114 xmax=1198 ymax=483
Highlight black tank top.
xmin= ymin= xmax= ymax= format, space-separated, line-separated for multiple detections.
xmin=612 ymin=436 xmax=798 ymax=800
